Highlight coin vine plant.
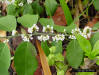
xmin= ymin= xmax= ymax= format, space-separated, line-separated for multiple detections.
xmin=0 ymin=0 xmax=99 ymax=75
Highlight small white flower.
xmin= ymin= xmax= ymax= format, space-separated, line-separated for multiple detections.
xmin=52 ymin=37 xmax=55 ymax=41
xmin=59 ymin=34 xmax=65 ymax=41
xmin=27 ymin=0 xmax=32 ymax=4
xmin=12 ymin=30 xmax=17 ymax=36
xmin=64 ymin=29 xmax=66 ymax=32
xmin=81 ymin=33 xmax=87 ymax=39
xmin=21 ymin=34 xmax=29 ymax=42
xmin=21 ymin=34 xmax=33 ymax=42
xmin=43 ymin=35 xmax=49 ymax=41
xmin=28 ymin=24 xmax=39 ymax=33
xmin=52 ymin=34 xmax=65 ymax=42
xmin=3 ymin=39 xmax=9 ymax=43
xmin=18 ymin=2 xmax=23 ymax=7
xmin=71 ymin=28 xmax=82 ymax=34
xmin=5 ymin=0 xmax=15 ymax=5
xmin=37 ymin=35 xmax=43 ymax=41
xmin=69 ymin=27 xmax=86 ymax=39
xmin=83 ymin=26 xmax=92 ymax=38
xmin=69 ymin=35 xmax=76 ymax=39
xmin=43 ymin=25 xmax=53 ymax=33
xmin=37 ymin=35 xmax=49 ymax=41
xmin=42 ymin=25 xmax=47 ymax=32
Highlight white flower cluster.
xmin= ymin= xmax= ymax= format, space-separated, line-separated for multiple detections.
xmin=37 ymin=25 xmax=53 ymax=41
xmin=5 ymin=0 xmax=15 ymax=5
xmin=18 ymin=2 xmax=23 ymax=7
xmin=52 ymin=34 xmax=65 ymax=42
xmin=11 ymin=24 xmax=92 ymax=42
xmin=43 ymin=25 xmax=53 ymax=33
xmin=27 ymin=0 xmax=32 ymax=4
xmin=69 ymin=26 xmax=92 ymax=39
xmin=28 ymin=24 xmax=39 ymax=33
xmin=20 ymin=24 xmax=39 ymax=42
xmin=21 ymin=34 xmax=33 ymax=42
xmin=37 ymin=35 xmax=49 ymax=41
xmin=11 ymin=24 xmax=65 ymax=42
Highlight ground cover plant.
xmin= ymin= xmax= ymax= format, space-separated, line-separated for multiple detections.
xmin=0 ymin=0 xmax=99 ymax=75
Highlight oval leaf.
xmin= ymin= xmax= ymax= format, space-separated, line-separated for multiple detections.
xmin=66 ymin=40 xmax=83 ymax=68
xmin=17 ymin=14 xmax=38 ymax=27
xmin=0 ymin=15 xmax=16 ymax=31
xmin=7 ymin=4 xmax=16 ymax=16
xmin=14 ymin=42 xmax=38 ymax=75
xmin=0 ymin=43 xmax=11 ymax=75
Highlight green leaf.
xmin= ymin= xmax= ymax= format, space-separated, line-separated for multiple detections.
xmin=75 ymin=34 xmax=92 ymax=56
xmin=17 ymin=14 xmax=38 ymax=27
xmin=44 ymin=0 xmax=58 ymax=16
xmin=90 ymin=32 xmax=99 ymax=47
xmin=91 ymin=40 xmax=99 ymax=57
xmin=65 ymin=24 xmax=76 ymax=33
xmin=14 ymin=42 xmax=38 ymax=75
xmin=23 ymin=3 xmax=33 ymax=15
xmin=93 ymin=0 xmax=99 ymax=11
xmin=54 ymin=24 xmax=76 ymax=33
xmin=66 ymin=40 xmax=83 ymax=68
xmin=51 ymin=41 xmax=62 ymax=53
xmin=92 ymin=22 xmax=99 ymax=30
xmin=32 ymin=1 xmax=44 ymax=15
xmin=0 ymin=15 xmax=16 ymax=31
xmin=60 ymin=0 xmax=73 ymax=26
xmin=41 ymin=41 xmax=50 ymax=56
xmin=7 ymin=4 xmax=16 ymax=16
xmin=39 ymin=18 xmax=75 ymax=33
xmin=76 ymin=72 xmax=95 ymax=75
xmin=39 ymin=18 xmax=54 ymax=26
xmin=0 ymin=43 xmax=11 ymax=75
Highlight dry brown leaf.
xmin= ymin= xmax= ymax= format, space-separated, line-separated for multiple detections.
xmin=36 ymin=40 xmax=52 ymax=75
xmin=48 ymin=7 xmax=67 ymax=26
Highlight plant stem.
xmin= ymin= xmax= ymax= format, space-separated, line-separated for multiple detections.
xmin=0 ymin=32 xmax=68 ymax=39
